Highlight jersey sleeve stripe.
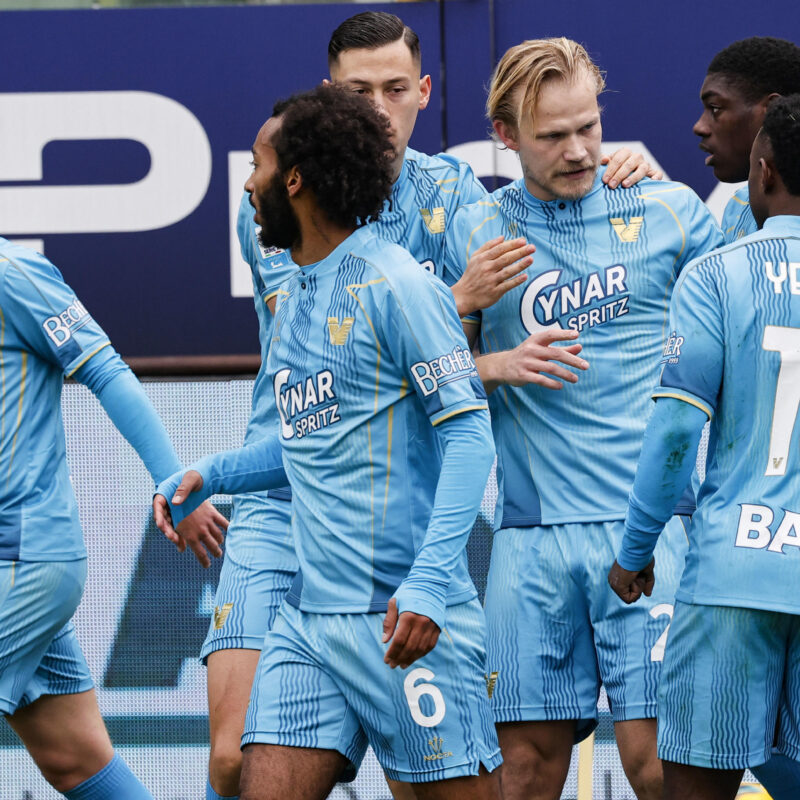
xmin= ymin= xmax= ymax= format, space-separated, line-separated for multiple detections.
xmin=652 ymin=389 xmax=713 ymax=420
xmin=431 ymin=402 xmax=489 ymax=427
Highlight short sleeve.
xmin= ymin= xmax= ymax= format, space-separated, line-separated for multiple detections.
xmin=653 ymin=258 xmax=724 ymax=418
xmin=236 ymin=192 xmax=298 ymax=300
xmin=0 ymin=246 xmax=110 ymax=376
xmin=381 ymin=270 xmax=487 ymax=426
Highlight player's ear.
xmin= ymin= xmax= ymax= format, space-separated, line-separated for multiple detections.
xmin=419 ymin=74 xmax=432 ymax=110
xmin=759 ymin=156 xmax=776 ymax=195
xmin=285 ymin=165 xmax=303 ymax=197
xmin=493 ymin=119 xmax=520 ymax=151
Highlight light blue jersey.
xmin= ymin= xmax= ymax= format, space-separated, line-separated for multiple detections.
xmin=0 ymin=239 xmax=111 ymax=561
xmin=266 ymin=225 xmax=489 ymax=618
xmin=655 ymin=215 xmax=800 ymax=614
xmin=444 ymin=171 xmax=723 ymax=527
xmin=721 ymin=185 xmax=757 ymax=243
xmin=374 ymin=148 xmax=486 ymax=279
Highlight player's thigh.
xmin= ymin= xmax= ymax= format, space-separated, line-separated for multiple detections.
xmin=775 ymin=614 xmax=800 ymax=762
xmin=239 ymin=743 xmax=348 ymax=800
xmin=484 ymin=526 xmax=598 ymax=735
xmin=243 ymin=604 xmax=367 ymax=780
xmin=7 ymin=688 xmax=112 ymax=780
xmin=657 ymin=601 xmax=785 ymax=770
xmin=331 ymin=599 xmax=501 ymax=785
xmin=207 ymin=648 xmax=262 ymax=746
xmin=0 ymin=559 xmax=87 ymax=716
xmin=412 ymin=764 xmax=501 ymax=800
xmin=588 ymin=517 xmax=687 ymax=721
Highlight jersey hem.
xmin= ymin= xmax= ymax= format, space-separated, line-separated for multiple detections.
xmin=286 ymin=587 xmax=477 ymax=614
xmin=674 ymin=590 xmax=800 ymax=615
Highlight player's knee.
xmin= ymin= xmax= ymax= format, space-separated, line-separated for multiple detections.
xmin=209 ymin=741 xmax=244 ymax=793
xmin=36 ymin=750 xmax=99 ymax=793
xmin=621 ymin=752 xmax=662 ymax=800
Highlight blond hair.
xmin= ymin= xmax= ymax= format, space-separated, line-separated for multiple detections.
xmin=487 ymin=38 xmax=605 ymax=133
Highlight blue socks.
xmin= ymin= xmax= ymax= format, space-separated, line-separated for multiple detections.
xmin=64 ymin=753 xmax=153 ymax=799
xmin=206 ymin=778 xmax=239 ymax=800
xmin=751 ymin=751 xmax=800 ymax=800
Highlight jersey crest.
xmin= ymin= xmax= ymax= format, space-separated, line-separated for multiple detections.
xmin=610 ymin=216 xmax=644 ymax=243
xmin=327 ymin=316 xmax=355 ymax=346
xmin=420 ymin=207 xmax=446 ymax=235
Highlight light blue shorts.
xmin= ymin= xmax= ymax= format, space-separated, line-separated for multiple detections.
xmin=658 ymin=600 xmax=800 ymax=770
xmin=200 ymin=494 xmax=297 ymax=661
xmin=484 ymin=518 xmax=688 ymax=739
xmin=243 ymin=598 xmax=502 ymax=783
xmin=0 ymin=559 xmax=93 ymax=715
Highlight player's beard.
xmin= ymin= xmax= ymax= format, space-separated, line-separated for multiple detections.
xmin=255 ymin=173 xmax=301 ymax=251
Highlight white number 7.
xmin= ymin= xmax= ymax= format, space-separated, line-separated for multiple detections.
xmin=762 ymin=325 xmax=800 ymax=476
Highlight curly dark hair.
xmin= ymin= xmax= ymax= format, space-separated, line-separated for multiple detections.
xmin=708 ymin=37 xmax=800 ymax=103
xmin=271 ymin=84 xmax=394 ymax=229
xmin=327 ymin=11 xmax=420 ymax=68
xmin=761 ymin=94 xmax=800 ymax=196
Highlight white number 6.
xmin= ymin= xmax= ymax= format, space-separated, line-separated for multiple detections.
xmin=403 ymin=667 xmax=446 ymax=727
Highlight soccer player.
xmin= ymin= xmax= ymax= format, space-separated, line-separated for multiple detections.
xmin=0 ymin=239 xmax=227 ymax=798
xmin=609 ymin=94 xmax=800 ymax=800
xmin=693 ymin=36 xmax=800 ymax=243
xmin=202 ymin=13 xmax=601 ymax=800
xmin=155 ymin=83 xmax=502 ymax=800
xmin=443 ymin=38 xmax=723 ymax=800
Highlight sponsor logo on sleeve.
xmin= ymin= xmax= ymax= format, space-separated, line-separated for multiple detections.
xmin=411 ymin=345 xmax=477 ymax=397
xmin=661 ymin=331 xmax=684 ymax=365
xmin=42 ymin=298 xmax=92 ymax=346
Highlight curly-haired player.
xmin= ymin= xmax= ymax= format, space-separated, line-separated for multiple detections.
xmin=156 ymin=82 xmax=503 ymax=800
xmin=694 ymin=36 xmax=800 ymax=242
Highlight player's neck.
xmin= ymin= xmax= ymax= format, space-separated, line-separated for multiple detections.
xmin=765 ymin=197 xmax=800 ymax=222
xmin=292 ymin=208 xmax=355 ymax=267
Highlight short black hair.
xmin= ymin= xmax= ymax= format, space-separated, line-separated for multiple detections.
xmin=761 ymin=93 xmax=800 ymax=195
xmin=328 ymin=11 xmax=421 ymax=68
xmin=271 ymin=84 xmax=393 ymax=229
xmin=708 ymin=37 xmax=800 ymax=103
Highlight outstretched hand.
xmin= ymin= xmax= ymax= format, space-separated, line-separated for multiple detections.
xmin=382 ymin=598 xmax=440 ymax=669
xmin=608 ymin=557 xmax=655 ymax=604
xmin=487 ymin=327 xmax=589 ymax=391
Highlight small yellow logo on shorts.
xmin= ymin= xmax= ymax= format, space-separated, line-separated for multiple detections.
xmin=213 ymin=603 xmax=234 ymax=630
xmin=484 ymin=671 xmax=499 ymax=699
xmin=424 ymin=737 xmax=453 ymax=762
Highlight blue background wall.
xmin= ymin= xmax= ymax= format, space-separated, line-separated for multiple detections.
xmin=0 ymin=0 xmax=797 ymax=357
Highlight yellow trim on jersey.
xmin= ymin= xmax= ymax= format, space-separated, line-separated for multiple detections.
xmin=730 ymin=194 xmax=749 ymax=207
xmin=7 ymin=351 xmax=26 ymax=484
xmin=460 ymin=316 xmax=481 ymax=325
xmin=652 ymin=390 xmax=713 ymax=420
xmin=382 ymin=403 xmax=394 ymax=534
xmin=465 ymin=205 xmax=501 ymax=263
xmin=345 ymin=278 xmax=387 ymax=413
xmin=264 ymin=289 xmax=281 ymax=303
xmin=431 ymin=403 xmax=488 ymax=427
xmin=344 ymin=277 xmax=387 ymax=567
xmin=65 ymin=341 xmax=112 ymax=378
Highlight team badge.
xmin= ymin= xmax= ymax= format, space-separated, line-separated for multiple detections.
xmin=420 ymin=207 xmax=446 ymax=235
xmin=610 ymin=216 xmax=644 ymax=242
